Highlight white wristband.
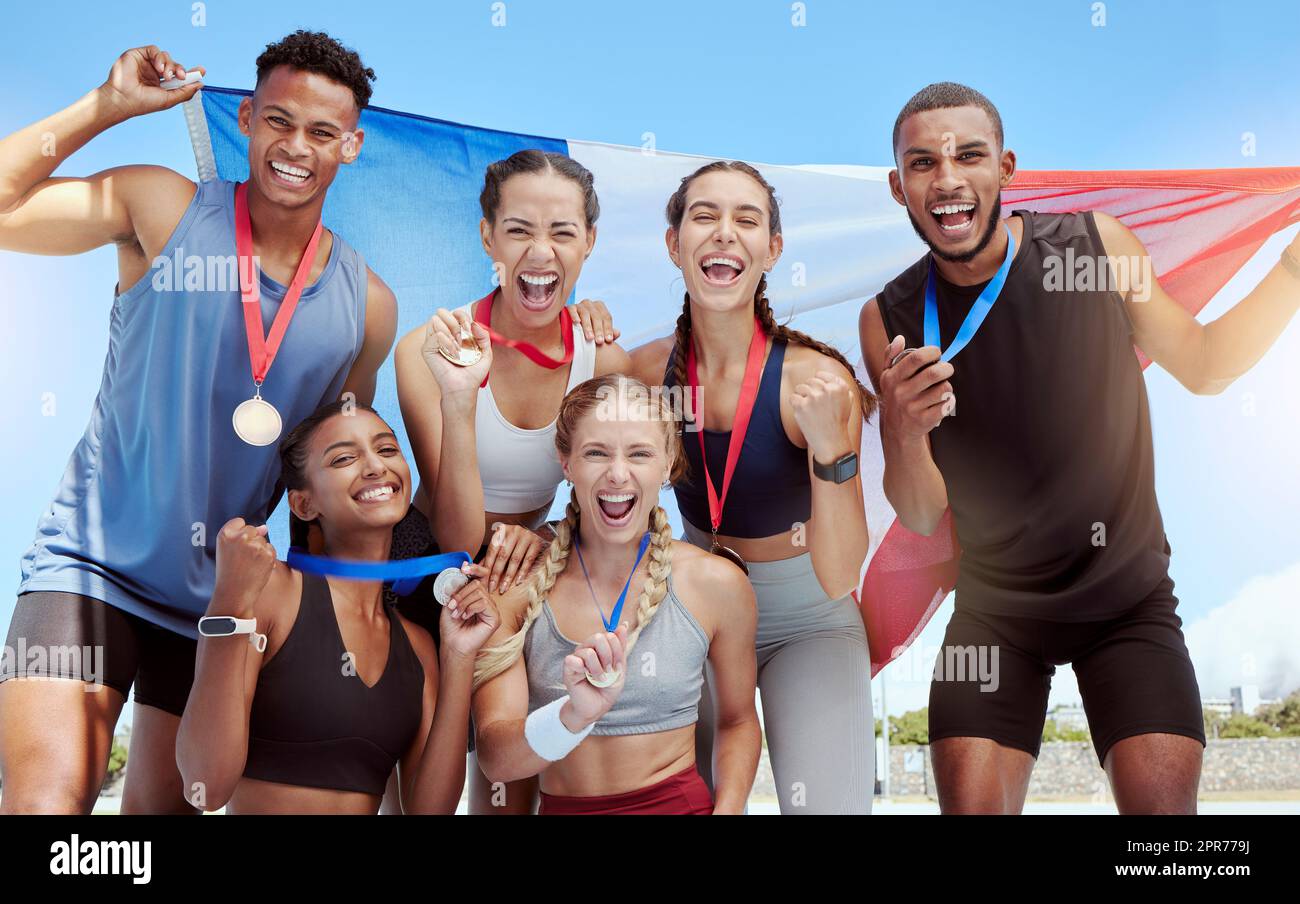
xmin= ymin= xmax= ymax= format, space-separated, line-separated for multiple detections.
xmin=524 ymin=696 xmax=594 ymax=762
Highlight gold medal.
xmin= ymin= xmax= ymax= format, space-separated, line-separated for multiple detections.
xmin=438 ymin=323 xmax=483 ymax=367
xmin=232 ymin=391 xmax=283 ymax=447
xmin=585 ymin=669 xmax=622 ymax=688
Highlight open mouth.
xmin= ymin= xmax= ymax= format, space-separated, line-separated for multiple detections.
xmin=353 ymin=481 xmax=401 ymax=505
xmin=698 ymin=253 xmax=745 ymax=287
xmin=269 ymin=160 xmax=313 ymax=188
xmin=930 ymin=201 xmax=977 ymax=238
xmin=595 ymin=491 xmax=638 ymax=527
xmin=516 ymin=270 xmax=560 ymax=311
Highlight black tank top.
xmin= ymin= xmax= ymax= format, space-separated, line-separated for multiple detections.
xmin=244 ymin=571 xmax=425 ymax=796
xmin=664 ymin=338 xmax=812 ymax=538
xmin=877 ymin=210 xmax=1169 ymax=620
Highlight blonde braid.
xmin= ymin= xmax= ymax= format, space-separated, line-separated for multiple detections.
xmin=622 ymin=505 xmax=675 ymax=657
xmin=472 ymin=498 xmax=580 ymax=689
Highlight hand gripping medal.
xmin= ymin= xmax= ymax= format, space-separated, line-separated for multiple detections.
xmin=574 ymin=531 xmax=651 ymax=688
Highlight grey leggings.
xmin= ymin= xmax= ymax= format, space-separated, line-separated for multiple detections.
xmin=685 ymin=522 xmax=875 ymax=814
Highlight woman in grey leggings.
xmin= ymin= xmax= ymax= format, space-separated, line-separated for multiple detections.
xmin=630 ymin=159 xmax=876 ymax=814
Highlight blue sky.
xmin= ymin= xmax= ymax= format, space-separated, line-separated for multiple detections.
xmin=1 ymin=0 xmax=1297 ymax=715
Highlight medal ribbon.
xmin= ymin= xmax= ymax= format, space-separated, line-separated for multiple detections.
xmin=923 ymin=221 xmax=1016 ymax=361
xmin=234 ymin=182 xmax=325 ymax=388
xmin=685 ymin=318 xmax=767 ymax=537
xmin=573 ymin=531 xmax=652 ymax=632
xmin=286 ymin=548 xmax=471 ymax=596
xmin=471 ymin=289 xmax=575 ymax=388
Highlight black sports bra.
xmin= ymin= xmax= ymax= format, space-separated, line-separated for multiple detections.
xmin=243 ymin=571 xmax=425 ymax=796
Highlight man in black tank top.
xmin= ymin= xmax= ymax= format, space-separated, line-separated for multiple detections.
xmin=859 ymin=83 xmax=1300 ymax=815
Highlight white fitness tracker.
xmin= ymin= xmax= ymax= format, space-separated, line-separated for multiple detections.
xmin=197 ymin=615 xmax=268 ymax=653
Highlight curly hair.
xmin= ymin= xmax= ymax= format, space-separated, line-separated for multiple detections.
xmin=256 ymin=30 xmax=376 ymax=111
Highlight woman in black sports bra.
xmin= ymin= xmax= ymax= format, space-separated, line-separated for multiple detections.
xmin=177 ymin=401 xmax=498 ymax=814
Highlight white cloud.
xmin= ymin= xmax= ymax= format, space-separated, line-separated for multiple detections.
xmin=1183 ymin=561 xmax=1300 ymax=701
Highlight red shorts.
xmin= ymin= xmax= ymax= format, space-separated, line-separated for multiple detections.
xmin=539 ymin=766 xmax=713 ymax=815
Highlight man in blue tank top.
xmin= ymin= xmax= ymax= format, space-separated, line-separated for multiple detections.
xmin=860 ymin=83 xmax=1300 ymax=815
xmin=0 ymin=32 xmax=397 ymax=813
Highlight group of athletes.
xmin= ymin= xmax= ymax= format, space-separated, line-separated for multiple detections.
xmin=0 ymin=31 xmax=1295 ymax=815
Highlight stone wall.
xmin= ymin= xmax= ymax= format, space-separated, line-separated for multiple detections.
xmin=875 ymin=738 xmax=1300 ymax=797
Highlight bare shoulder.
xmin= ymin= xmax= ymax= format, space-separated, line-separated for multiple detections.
xmin=256 ymin=561 xmax=303 ymax=651
xmin=593 ymin=340 xmax=633 ymax=377
xmin=782 ymin=338 xmax=856 ymax=384
xmin=627 ymin=334 xmax=676 ymax=386
xmin=365 ymin=267 xmax=398 ymax=325
xmin=117 ymin=165 xmax=196 ymax=248
xmin=668 ymin=541 xmax=754 ymax=628
xmin=1090 ymin=210 xmax=1139 ymax=253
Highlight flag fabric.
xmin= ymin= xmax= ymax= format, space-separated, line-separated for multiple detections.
xmin=191 ymin=87 xmax=1300 ymax=676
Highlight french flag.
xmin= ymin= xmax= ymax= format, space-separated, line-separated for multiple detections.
xmin=188 ymin=88 xmax=1300 ymax=677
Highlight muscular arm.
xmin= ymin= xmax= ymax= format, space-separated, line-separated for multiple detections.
xmin=339 ymin=268 xmax=398 ymax=407
xmin=0 ymin=46 xmax=201 ymax=259
xmin=1095 ymin=212 xmax=1300 ymax=395
xmin=859 ymin=297 xmax=949 ymax=536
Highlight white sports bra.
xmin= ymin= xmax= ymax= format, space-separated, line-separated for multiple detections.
xmin=456 ymin=301 xmax=597 ymax=514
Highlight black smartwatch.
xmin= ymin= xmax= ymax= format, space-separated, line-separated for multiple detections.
xmin=812 ymin=451 xmax=858 ymax=484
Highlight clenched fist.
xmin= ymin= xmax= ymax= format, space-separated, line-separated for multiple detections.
xmin=879 ymin=337 xmax=956 ymax=441
xmin=791 ymin=369 xmax=855 ymax=461
xmin=213 ymin=517 xmax=277 ymax=611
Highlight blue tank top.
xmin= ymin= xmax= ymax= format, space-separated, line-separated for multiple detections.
xmin=18 ymin=179 xmax=368 ymax=637
xmin=667 ymin=338 xmax=812 ymax=538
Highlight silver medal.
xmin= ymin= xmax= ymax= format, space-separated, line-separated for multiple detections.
xmin=233 ymin=392 xmax=283 ymax=446
xmin=433 ymin=567 xmax=470 ymax=606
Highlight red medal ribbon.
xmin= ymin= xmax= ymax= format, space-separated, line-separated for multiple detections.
xmin=685 ymin=318 xmax=767 ymax=535
xmin=471 ymin=289 xmax=575 ymax=388
xmin=235 ymin=181 xmax=324 ymax=387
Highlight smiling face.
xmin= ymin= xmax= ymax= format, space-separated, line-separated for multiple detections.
xmin=890 ymin=105 xmax=1015 ymax=263
xmin=238 ymin=65 xmax=364 ymax=210
xmin=287 ymin=409 xmax=411 ymax=536
xmin=480 ymin=170 xmax=596 ymax=330
xmin=667 ymin=170 xmax=782 ymax=314
xmin=561 ymin=396 xmax=674 ymax=546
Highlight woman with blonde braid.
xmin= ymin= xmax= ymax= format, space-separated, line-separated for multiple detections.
xmin=630 ymin=160 xmax=877 ymax=814
xmin=472 ymin=375 xmax=760 ymax=814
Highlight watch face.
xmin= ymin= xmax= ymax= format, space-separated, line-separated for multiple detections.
xmin=198 ymin=616 xmax=238 ymax=637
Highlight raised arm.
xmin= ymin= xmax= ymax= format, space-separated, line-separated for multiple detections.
xmin=394 ymin=310 xmax=489 ymax=555
xmin=176 ymin=518 xmax=280 ymax=812
xmin=0 ymin=46 xmax=201 ymax=257
xmin=1094 ymin=212 xmax=1300 ymax=395
xmin=787 ymin=353 xmax=870 ymax=599
xmin=859 ymin=297 xmax=951 ymax=536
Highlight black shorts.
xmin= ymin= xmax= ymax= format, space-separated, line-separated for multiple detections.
xmin=927 ymin=574 xmax=1206 ymax=765
xmin=0 ymin=592 xmax=197 ymax=717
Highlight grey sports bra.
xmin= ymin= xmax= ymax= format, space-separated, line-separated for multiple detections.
xmin=524 ymin=574 xmax=709 ymax=736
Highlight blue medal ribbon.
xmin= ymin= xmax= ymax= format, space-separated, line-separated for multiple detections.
xmin=924 ymin=221 xmax=1017 ymax=361
xmin=286 ymin=547 xmax=471 ymax=596
xmin=574 ymin=532 xmax=652 ymax=633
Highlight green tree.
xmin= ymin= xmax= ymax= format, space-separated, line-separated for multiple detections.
xmin=1257 ymin=690 xmax=1300 ymax=736
xmin=889 ymin=708 xmax=929 ymax=745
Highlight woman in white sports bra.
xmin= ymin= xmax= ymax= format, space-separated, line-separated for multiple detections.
xmin=394 ymin=149 xmax=633 ymax=812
